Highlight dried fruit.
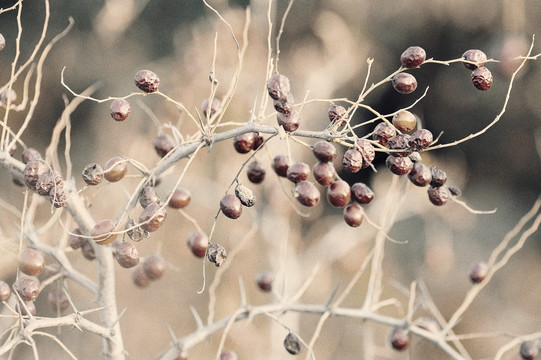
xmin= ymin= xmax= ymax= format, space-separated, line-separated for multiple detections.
xmin=408 ymin=162 xmax=432 ymax=187
xmin=469 ymin=260 xmax=488 ymax=284
xmin=520 ymin=341 xmax=539 ymax=360
xmin=91 ymin=219 xmax=117 ymax=245
xmin=255 ymin=270 xmax=274 ymax=292
xmin=312 ymin=141 xmax=337 ymax=162
xmin=253 ymin=133 xmax=264 ymax=150
xmin=132 ymin=264 xmax=151 ymax=287
xmin=312 ymin=161 xmax=336 ymax=186
xmin=49 ymin=187 xmax=67 ymax=208
xmin=273 ymin=155 xmax=289 ymax=177
xmin=343 ymin=203 xmax=364 ymax=227
xmin=48 ymin=288 xmax=69 ymax=312
xmin=35 ymin=169 xmax=63 ymax=196
xmin=351 ymin=183 xmax=374 ymax=204
xmin=295 ymin=181 xmax=320 ymax=207
xmin=125 ymin=219 xmax=146 ymax=242
xmin=153 ymin=134 xmax=175 ymax=158
xmin=18 ymin=248 xmax=45 ymax=277
xmin=13 ymin=276 xmax=40 ymax=302
xmin=267 ymin=74 xmax=291 ymax=100
xmin=429 ymin=165 xmax=447 ymax=187
xmin=471 ymin=66 xmax=493 ymax=91
xmin=82 ymin=163 xmax=104 ymax=185
xmin=233 ymin=132 xmax=256 ymax=154
xmin=387 ymin=134 xmax=412 ymax=156
xmin=104 ymin=156 xmax=127 ymax=182
xmin=21 ymin=148 xmax=42 ymax=164
xmin=139 ymin=202 xmax=167 ymax=232
xmin=284 ymin=332 xmax=301 ymax=355
xmin=274 ymin=93 xmax=294 ymax=114
xmin=168 ymin=188 xmax=191 ymax=209
xmin=326 ymin=180 xmax=351 ymax=208
xmin=20 ymin=301 xmax=36 ymax=316
xmin=0 ymin=281 xmax=11 ymax=301
xmin=409 ymin=129 xmax=433 ymax=150
xmin=235 ymin=183 xmax=256 ymax=207
xmin=462 ymin=49 xmax=487 ymax=70
xmin=207 ymin=243 xmax=227 ymax=267
xmin=246 ymin=161 xmax=266 ymax=184
xmin=277 ymin=110 xmax=300 ymax=132
xmin=287 ymin=162 xmax=310 ymax=183
xmin=328 ymin=104 xmax=348 ymax=126
xmin=139 ymin=186 xmax=160 ymax=208
xmin=356 ymin=139 xmax=375 ymax=168
xmin=392 ymin=73 xmax=417 ymax=94
xmin=109 ymin=98 xmax=131 ymax=121
xmin=186 ymin=231 xmax=209 ymax=258
xmin=427 ymin=185 xmax=450 ymax=206
xmin=342 ymin=149 xmax=363 ymax=173
xmin=392 ymin=110 xmax=417 ymax=132
xmin=81 ymin=240 xmax=96 ymax=260
xmin=115 ymin=241 xmax=140 ymax=268
xmin=134 ymin=69 xmax=160 ymax=93
xmin=390 ymin=327 xmax=410 ymax=351
xmin=372 ymin=122 xmax=396 ymax=146
xmin=24 ymin=160 xmax=46 ymax=188
xmin=400 ymin=46 xmax=426 ymax=68
xmin=385 ymin=155 xmax=413 ymax=175
xmin=220 ymin=194 xmax=243 ymax=219
xmin=202 ymin=97 xmax=221 ymax=118
xmin=143 ymin=254 xmax=165 ymax=280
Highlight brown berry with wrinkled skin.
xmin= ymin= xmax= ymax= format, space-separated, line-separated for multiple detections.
xmin=115 ymin=241 xmax=140 ymax=268
xmin=153 ymin=134 xmax=175 ymax=158
xmin=143 ymin=254 xmax=165 ymax=280
xmin=462 ymin=49 xmax=487 ymax=70
xmin=18 ymin=248 xmax=45 ymax=276
xmin=287 ymin=162 xmax=310 ymax=183
xmin=125 ymin=219 xmax=146 ymax=242
xmin=13 ymin=276 xmax=40 ymax=302
xmin=471 ymin=66 xmax=493 ymax=91
xmin=273 ymin=155 xmax=289 ymax=177
xmin=81 ymin=240 xmax=96 ymax=260
xmin=295 ymin=181 xmax=320 ymax=207
xmin=328 ymin=104 xmax=348 ymax=126
xmin=326 ymin=180 xmax=351 ymax=208
xmin=235 ymin=183 xmax=256 ymax=207
xmin=24 ymin=160 xmax=46 ymax=188
xmin=312 ymin=141 xmax=337 ymax=162
xmin=139 ymin=202 xmax=167 ymax=232
xmin=109 ymin=98 xmax=131 ymax=121
xmin=386 ymin=155 xmax=413 ymax=175
xmin=233 ymin=132 xmax=256 ymax=154
xmin=220 ymin=350 xmax=238 ymax=360
xmin=357 ymin=139 xmax=375 ymax=168
xmin=0 ymin=281 xmax=11 ymax=301
xmin=202 ymin=98 xmax=221 ymax=118
xmin=392 ymin=73 xmax=417 ymax=94
xmin=132 ymin=264 xmax=151 ymax=287
xmin=408 ymin=162 xmax=432 ymax=187
xmin=312 ymin=161 xmax=336 ymax=186
xmin=409 ymin=129 xmax=433 ymax=150
xmin=274 ymin=93 xmax=294 ymax=114
xmin=169 ymin=188 xmax=191 ymax=209
xmin=220 ymin=194 xmax=242 ymax=219
xmin=401 ymin=46 xmax=426 ymax=68
xmin=373 ymin=122 xmax=396 ymax=146
xmin=92 ymin=219 xmax=117 ymax=245
xmin=207 ymin=243 xmax=227 ymax=267
xmin=104 ymin=156 xmax=127 ymax=182
xmin=284 ymin=333 xmax=301 ymax=355
xmin=49 ymin=187 xmax=67 ymax=208
xmin=256 ymin=270 xmax=274 ymax=292
xmin=36 ymin=170 xmax=63 ymax=196
xmin=429 ymin=165 xmax=447 ymax=187
xmin=387 ymin=134 xmax=412 ymax=157
xmin=427 ymin=185 xmax=450 ymax=206
xmin=187 ymin=231 xmax=209 ymax=258
xmin=48 ymin=289 xmax=69 ymax=312
xmin=351 ymin=183 xmax=374 ymax=204
xmin=22 ymin=148 xmax=42 ymax=164
xmin=139 ymin=186 xmax=160 ymax=208
xmin=68 ymin=228 xmax=85 ymax=250
xmin=392 ymin=110 xmax=417 ymax=132
xmin=390 ymin=327 xmax=410 ymax=351
xmin=82 ymin=163 xmax=104 ymax=185
xmin=247 ymin=161 xmax=266 ymax=184
xmin=277 ymin=110 xmax=300 ymax=132
xmin=134 ymin=69 xmax=160 ymax=93
xmin=469 ymin=260 xmax=488 ymax=284
xmin=1 ymin=88 xmax=17 ymax=106
xmin=342 ymin=149 xmax=363 ymax=173
xmin=343 ymin=203 xmax=364 ymax=227
xmin=267 ymin=74 xmax=291 ymax=100
xmin=520 ymin=341 xmax=539 ymax=360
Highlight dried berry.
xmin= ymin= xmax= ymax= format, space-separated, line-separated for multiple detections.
xmin=68 ymin=228 xmax=85 ymax=250
xmin=48 ymin=288 xmax=69 ymax=312
xmin=134 ymin=69 xmax=160 ymax=93
xmin=186 ymin=231 xmax=209 ymax=258
xmin=139 ymin=202 xmax=167 ymax=232
xmin=104 ymin=156 xmax=127 ymax=182
xmin=357 ymin=139 xmax=375 ymax=168
xmin=295 ymin=181 xmax=320 ymax=207
xmin=326 ymin=180 xmax=351 ymax=208
xmin=342 ymin=149 xmax=363 ymax=173
xmin=284 ymin=332 xmax=301 ymax=355
xmin=49 ymin=187 xmax=67 ymax=208
xmin=462 ymin=49 xmax=487 ymax=70
xmin=1 ymin=88 xmax=17 ymax=106
xmin=24 ymin=160 xmax=46 ymax=188
xmin=312 ymin=141 xmax=337 ymax=162
xmin=267 ymin=74 xmax=291 ymax=100
xmin=235 ymin=183 xmax=256 ymax=207
xmin=471 ymin=66 xmax=493 ymax=91
xmin=18 ymin=248 xmax=45 ymax=277
xmin=400 ymin=46 xmax=426 ymax=68
xmin=273 ymin=155 xmax=289 ymax=177
xmin=277 ymin=110 xmax=300 ymax=132
xmin=92 ymin=219 xmax=117 ymax=245
xmin=233 ymin=132 xmax=256 ymax=154
xmin=82 ymin=163 xmax=104 ymax=185
xmin=274 ymin=93 xmax=294 ymax=114
xmin=385 ymin=155 xmax=413 ymax=175
xmin=36 ymin=170 xmax=63 ymax=196
xmin=132 ymin=264 xmax=151 ymax=287
xmin=312 ymin=161 xmax=336 ymax=186
xmin=372 ymin=122 xmax=396 ymax=146
xmin=220 ymin=194 xmax=243 ymax=219
xmin=392 ymin=110 xmax=417 ymax=132
xmin=427 ymin=185 xmax=450 ymax=206
xmin=81 ymin=239 xmax=96 ymax=260
xmin=255 ymin=270 xmax=274 ymax=292
xmin=247 ymin=161 xmax=266 ymax=184
xmin=328 ymin=104 xmax=348 ymax=126
xmin=408 ymin=162 xmax=432 ymax=187
xmin=109 ymin=98 xmax=131 ymax=121
xmin=153 ymin=134 xmax=175 ymax=158
xmin=21 ymin=148 xmax=42 ymax=164
xmin=207 ymin=243 xmax=227 ymax=267
xmin=0 ymin=281 xmax=11 ymax=301
xmin=351 ymin=183 xmax=374 ymax=204
xmin=429 ymin=165 xmax=447 ymax=187
xmin=387 ymin=134 xmax=412 ymax=157
xmin=392 ymin=73 xmax=417 ymax=94
xmin=168 ymin=188 xmax=191 ymax=209
xmin=0 ymin=34 xmax=5 ymax=51
xmin=202 ymin=97 xmax=221 ymax=118
xmin=220 ymin=350 xmax=238 ymax=360
xmin=390 ymin=327 xmax=410 ymax=351
xmin=469 ymin=260 xmax=488 ymax=284
xmin=343 ymin=203 xmax=364 ymax=227
xmin=115 ymin=242 xmax=140 ymax=268
xmin=253 ymin=133 xmax=264 ymax=150
xmin=19 ymin=301 xmax=36 ymax=316
xmin=125 ymin=219 xmax=146 ymax=242
xmin=143 ymin=254 xmax=165 ymax=280
xmin=409 ymin=129 xmax=433 ymax=150
xmin=13 ymin=276 xmax=40 ymax=302
xmin=287 ymin=162 xmax=310 ymax=183
xmin=520 ymin=341 xmax=539 ymax=360
xmin=139 ymin=186 xmax=160 ymax=208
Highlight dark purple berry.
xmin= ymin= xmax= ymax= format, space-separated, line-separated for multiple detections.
xmin=253 ymin=133 xmax=264 ymax=150
xmin=392 ymin=73 xmax=417 ymax=94
xmin=274 ymin=93 xmax=294 ymax=114
xmin=82 ymin=163 xmax=104 ymax=185
xmin=328 ymin=105 xmax=348 ymax=126
xmin=110 ymin=99 xmax=130 ymax=121
xmin=49 ymin=187 xmax=67 ymax=208
xmin=284 ymin=332 xmax=301 ymax=355
xmin=139 ymin=186 xmax=160 ymax=208
xmin=429 ymin=165 xmax=447 ymax=187
xmin=351 ymin=183 xmax=374 ymax=204
xmin=233 ymin=132 xmax=256 ymax=154
xmin=326 ymin=180 xmax=351 ymax=208
xmin=462 ymin=49 xmax=487 ymax=70
xmin=295 ymin=181 xmax=320 ymax=207
xmin=409 ymin=129 xmax=433 ymax=150
xmin=392 ymin=110 xmax=417 ymax=132
xmin=342 ymin=149 xmax=363 ymax=173
xmin=24 ymin=160 xmax=46 ymax=188
xmin=469 ymin=260 xmax=488 ymax=284
xmin=471 ymin=66 xmax=493 ymax=91
xmin=273 ymin=155 xmax=289 ymax=177
xmin=357 ymin=139 xmax=375 ymax=169
xmin=312 ymin=161 xmax=335 ymax=186
xmin=387 ymin=134 xmax=412 ymax=157
xmin=36 ymin=169 xmax=63 ymax=196
xmin=287 ymin=162 xmax=310 ymax=183
xmin=390 ymin=327 xmax=410 ymax=351
xmin=277 ymin=110 xmax=300 ymax=132
xmin=343 ymin=203 xmax=364 ymax=227
xmin=373 ymin=122 xmax=396 ymax=146
xmin=427 ymin=185 xmax=450 ymax=206
xmin=267 ymin=74 xmax=291 ymax=100
xmin=134 ymin=70 xmax=160 ymax=93
xmin=247 ymin=161 xmax=266 ymax=184
xmin=400 ymin=46 xmax=426 ymax=68
xmin=408 ymin=162 xmax=432 ymax=187
xmin=386 ymin=155 xmax=413 ymax=175
xmin=220 ymin=194 xmax=242 ymax=219
xmin=312 ymin=141 xmax=337 ymax=162
xmin=255 ymin=270 xmax=274 ymax=292
xmin=153 ymin=134 xmax=175 ymax=158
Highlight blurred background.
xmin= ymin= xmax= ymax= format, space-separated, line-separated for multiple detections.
xmin=1 ymin=0 xmax=541 ymax=359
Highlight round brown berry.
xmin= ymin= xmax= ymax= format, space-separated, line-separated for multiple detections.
xmin=81 ymin=239 xmax=96 ymax=260
xmin=343 ymin=203 xmax=364 ymax=227
xmin=408 ymin=162 xmax=432 ymax=187
xmin=24 ymin=160 xmax=46 ymax=188
xmin=392 ymin=110 xmax=417 ymax=132
xmin=132 ymin=264 xmax=151 ymax=287
xmin=284 ymin=332 xmax=301 ymax=355
xmin=351 ymin=183 xmax=374 ymax=204
xmin=168 ymin=188 xmax=191 ymax=209
xmin=103 ymin=156 xmax=127 ymax=182
xmin=273 ymin=155 xmax=289 ymax=177
xmin=109 ymin=98 xmax=131 ymax=121
xmin=326 ymin=180 xmax=351 ymax=208
xmin=429 ymin=165 xmax=447 ymax=187
xmin=233 ymin=132 xmax=256 ymax=154
xmin=274 ymin=93 xmax=294 ymax=114
xmin=295 ymin=181 xmax=320 ymax=207
xmin=139 ymin=202 xmax=167 ymax=232
xmin=373 ymin=122 xmax=396 ymax=146
xmin=82 ymin=163 xmax=104 ymax=185
xmin=267 ymin=74 xmax=291 ymax=100
xmin=134 ymin=70 xmax=160 ymax=93
xmin=387 ymin=134 xmax=412 ymax=156
xmin=390 ymin=327 xmax=410 ymax=351
xmin=21 ymin=148 xmax=42 ymax=164
xmin=207 ymin=243 xmax=227 ymax=267
xmin=19 ymin=301 xmax=36 ymax=316
xmin=328 ymin=104 xmax=348 ymax=126
xmin=469 ymin=260 xmax=488 ymax=284
xmin=471 ymin=66 xmax=493 ymax=91
xmin=392 ymin=73 xmax=417 ymax=94
xmin=186 ymin=231 xmax=209 ymax=258
xmin=386 ymin=155 xmax=413 ymax=175
xmin=235 ymin=183 xmax=256 ymax=207
xmin=143 ymin=254 xmax=165 ymax=280
xmin=247 ymin=161 xmax=266 ymax=184
xmin=520 ymin=341 xmax=539 ymax=360
xmin=202 ymin=98 xmax=221 ymax=118
xmin=153 ymin=134 xmax=175 ymax=158
xmin=312 ymin=161 xmax=336 ymax=186
xmin=409 ymin=129 xmax=433 ymax=150
xmin=220 ymin=194 xmax=243 ymax=219
xmin=400 ymin=46 xmax=426 ymax=68
xmin=139 ymin=186 xmax=160 ymax=208
xmin=92 ymin=219 xmax=118 ymax=245
xmin=18 ymin=248 xmax=45 ymax=277
xmin=115 ymin=241 xmax=140 ymax=268
xmin=287 ymin=162 xmax=310 ymax=183
xmin=312 ymin=141 xmax=337 ymax=162
xmin=13 ymin=276 xmax=40 ymax=302
xmin=0 ymin=281 xmax=11 ymax=301
xmin=255 ymin=270 xmax=274 ymax=292
xmin=48 ymin=288 xmax=69 ymax=312
xmin=277 ymin=110 xmax=300 ymax=132
xmin=342 ymin=149 xmax=363 ymax=173
xmin=462 ymin=49 xmax=487 ymax=70
xmin=357 ymin=139 xmax=375 ymax=168
xmin=427 ymin=185 xmax=450 ymax=206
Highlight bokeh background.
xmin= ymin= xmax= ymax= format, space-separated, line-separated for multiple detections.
xmin=1 ymin=0 xmax=541 ymax=359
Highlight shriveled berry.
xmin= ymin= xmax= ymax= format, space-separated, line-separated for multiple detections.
xmin=92 ymin=219 xmax=117 ymax=245
xmin=273 ymin=155 xmax=289 ymax=177
xmin=373 ymin=122 xmax=396 ymax=146
xmin=104 ymin=156 xmax=127 ymax=182
xmin=49 ymin=187 xmax=67 ymax=208
xmin=429 ymin=165 xmax=447 ymax=187
xmin=68 ymin=228 xmax=85 ymax=250
xmin=328 ymin=104 xmax=348 ymax=126
xmin=143 ymin=254 xmax=165 ymax=280
xmin=134 ymin=69 xmax=160 ymax=93
xmin=462 ymin=49 xmax=487 ymax=70
xmin=48 ymin=288 xmax=69 ymax=312
xmin=220 ymin=194 xmax=242 ymax=219
xmin=400 ymin=46 xmax=426 ymax=68
xmin=287 ymin=162 xmax=310 ymax=183
xmin=386 ymin=155 xmax=413 ymax=175
xmin=409 ymin=129 xmax=433 ymax=150
xmin=139 ymin=202 xmax=167 ymax=232
xmin=36 ymin=169 xmax=63 ymax=196
xmin=409 ymin=151 xmax=422 ymax=162
xmin=81 ymin=239 xmax=96 ymax=260
xmin=132 ymin=264 xmax=151 ymax=287
xmin=18 ymin=248 xmax=45 ymax=277
xmin=267 ymin=74 xmax=291 ymax=100
xmin=207 ymin=243 xmax=227 ymax=267
xmin=312 ymin=161 xmax=336 ymax=186
xmin=427 ymin=185 xmax=450 ymax=206
xmin=153 ymin=134 xmax=175 ymax=158
xmin=82 ymin=163 xmax=104 ymax=185
xmin=233 ymin=132 xmax=256 ymax=154
xmin=220 ymin=350 xmax=238 ymax=360
xmin=255 ymin=270 xmax=274 ymax=292
xmin=24 ymin=160 xmax=46 ymax=188
xmin=235 ymin=183 xmax=256 ymax=207
xmin=343 ymin=203 xmax=364 ymax=227
xmin=21 ymin=148 xmax=42 ymax=164
xmin=392 ymin=73 xmax=417 ymax=94
xmin=274 ymin=93 xmax=294 ymax=114
xmin=469 ymin=260 xmax=488 ymax=284
xmin=202 ymin=97 xmax=221 ymax=118
xmin=351 ymin=183 xmax=374 ymax=204
xmin=387 ymin=134 xmax=412 ymax=156
xmin=471 ymin=66 xmax=493 ymax=91
xmin=295 ymin=181 xmax=320 ymax=207
xmin=277 ymin=110 xmax=300 ymax=132
xmin=125 ymin=219 xmax=146 ymax=242
xmin=284 ymin=332 xmax=301 ymax=355
xmin=390 ymin=327 xmax=410 ymax=351
xmin=520 ymin=341 xmax=539 ymax=360
xmin=408 ymin=162 xmax=432 ymax=187
xmin=13 ymin=276 xmax=40 ymax=302
xmin=109 ymin=98 xmax=131 ymax=121
xmin=139 ymin=186 xmax=160 ymax=208
xmin=342 ymin=149 xmax=363 ymax=173
xmin=115 ymin=241 xmax=140 ymax=268
xmin=169 ymin=188 xmax=191 ymax=209
xmin=357 ymin=139 xmax=375 ymax=168
xmin=0 ymin=281 xmax=11 ymax=301
xmin=392 ymin=110 xmax=417 ymax=132
xmin=312 ymin=141 xmax=337 ymax=162
xmin=326 ymin=180 xmax=351 ymax=208
xmin=186 ymin=231 xmax=209 ymax=258
xmin=1 ymin=88 xmax=17 ymax=106
xmin=247 ymin=161 xmax=266 ymax=184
